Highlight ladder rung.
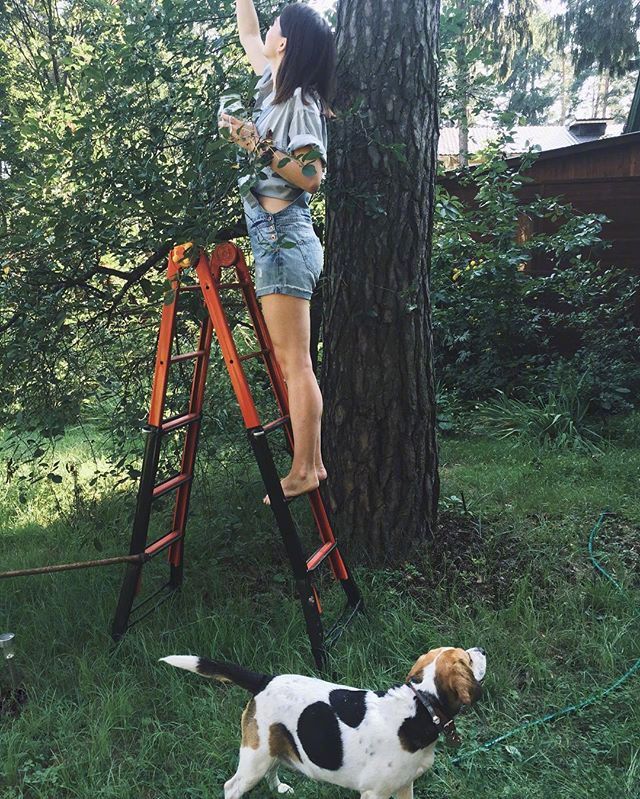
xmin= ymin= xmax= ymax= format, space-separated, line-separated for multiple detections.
xmin=170 ymin=349 xmax=206 ymax=364
xmin=262 ymin=415 xmax=290 ymax=434
xmin=218 ymin=281 xmax=244 ymax=290
xmin=307 ymin=541 xmax=337 ymax=572
xmin=238 ymin=348 xmax=270 ymax=362
xmin=145 ymin=530 xmax=182 ymax=558
xmin=153 ymin=473 xmax=192 ymax=499
xmin=177 ymin=284 xmax=201 ymax=292
xmin=161 ymin=412 xmax=201 ymax=433
xmin=130 ymin=581 xmax=173 ymax=617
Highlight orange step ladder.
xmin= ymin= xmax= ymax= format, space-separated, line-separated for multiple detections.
xmin=111 ymin=241 xmax=363 ymax=669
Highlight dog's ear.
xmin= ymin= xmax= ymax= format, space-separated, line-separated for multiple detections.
xmin=437 ymin=652 xmax=482 ymax=706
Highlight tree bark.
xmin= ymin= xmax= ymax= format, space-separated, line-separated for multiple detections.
xmin=593 ymin=69 xmax=602 ymax=117
xmin=601 ymin=70 xmax=610 ymax=119
xmin=456 ymin=27 xmax=470 ymax=169
xmin=560 ymin=49 xmax=566 ymax=122
xmin=319 ymin=0 xmax=441 ymax=565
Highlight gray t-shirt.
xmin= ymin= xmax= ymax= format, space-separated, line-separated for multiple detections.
xmin=237 ymin=63 xmax=328 ymax=208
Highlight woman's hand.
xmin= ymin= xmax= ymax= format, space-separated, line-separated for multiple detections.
xmin=219 ymin=112 xmax=259 ymax=152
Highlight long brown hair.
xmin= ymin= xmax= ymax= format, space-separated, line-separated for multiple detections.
xmin=272 ymin=2 xmax=337 ymax=119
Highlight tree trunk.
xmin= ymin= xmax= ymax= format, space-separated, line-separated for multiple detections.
xmin=601 ymin=71 xmax=610 ymax=119
xmin=455 ymin=16 xmax=469 ymax=168
xmin=560 ymin=49 xmax=566 ymax=122
xmin=319 ymin=0 xmax=441 ymax=565
xmin=593 ymin=69 xmax=603 ymax=117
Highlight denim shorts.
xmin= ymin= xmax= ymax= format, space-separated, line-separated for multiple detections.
xmin=242 ymin=192 xmax=324 ymax=301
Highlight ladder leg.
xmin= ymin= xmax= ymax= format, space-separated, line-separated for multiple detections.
xmin=340 ymin=574 xmax=363 ymax=608
xmin=169 ymin=551 xmax=183 ymax=590
xmin=113 ymin=251 xmax=182 ymax=640
xmin=168 ymin=316 xmax=214 ymax=588
xmin=247 ymin=426 xmax=326 ymax=669
xmin=199 ymin=243 xmax=363 ymax=667
xmin=296 ymin=577 xmax=325 ymax=670
xmin=112 ymin=425 xmax=163 ymax=640
xmin=112 ymin=250 xmax=214 ymax=640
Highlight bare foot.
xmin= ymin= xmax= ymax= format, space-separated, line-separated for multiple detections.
xmin=316 ymin=465 xmax=328 ymax=482
xmin=263 ymin=472 xmax=320 ymax=505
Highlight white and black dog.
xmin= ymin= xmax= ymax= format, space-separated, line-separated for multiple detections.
xmin=161 ymin=646 xmax=486 ymax=799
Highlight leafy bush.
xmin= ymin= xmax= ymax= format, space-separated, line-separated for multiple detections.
xmin=432 ymin=111 xmax=639 ymax=415
xmin=473 ymin=379 xmax=605 ymax=454
xmin=435 ymin=381 xmax=474 ymax=436
xmin=526 ymin=264 xmax=640 ymax=415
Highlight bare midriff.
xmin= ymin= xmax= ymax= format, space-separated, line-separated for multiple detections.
xmin=256 ymin=194 xmax=296 ymax=213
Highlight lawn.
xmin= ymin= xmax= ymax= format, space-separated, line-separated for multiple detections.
xmin=1 ymin=419 xmax=638 ymax=798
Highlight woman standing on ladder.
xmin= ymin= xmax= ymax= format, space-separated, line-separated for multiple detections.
xmin=221 ymin=2 xmax=336 ymax=505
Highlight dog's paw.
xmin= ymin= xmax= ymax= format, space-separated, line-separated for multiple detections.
xmin=277 ymin=783 xmax=294 ymax=795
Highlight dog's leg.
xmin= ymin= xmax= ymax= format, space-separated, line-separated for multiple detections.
xmin=224 ymin=747 xmax=275 ymax=799
xmin=394 ymin=784 xmax=414 ymax=799
xmin=265 ymin=763 xmax=295 ymax=795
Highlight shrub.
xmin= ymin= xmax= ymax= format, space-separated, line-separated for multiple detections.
xmin=473 ymin=378 xmax=605 ymax=454
xmin=432 ymin=111 xmax=639 ymax=414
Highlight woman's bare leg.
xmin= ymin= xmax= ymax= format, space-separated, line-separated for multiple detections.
xmin=316 ymin=421 xmax=327 ymax=481
xmin=278 ymin=379 xmax=327 ymax=483
xmin=259 ymin=294 xmax=326 ymax=503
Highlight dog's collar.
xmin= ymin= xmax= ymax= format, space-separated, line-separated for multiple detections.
xmin=406 ymin=681 xmax=462 ymax=748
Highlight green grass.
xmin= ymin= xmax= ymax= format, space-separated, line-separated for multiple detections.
xmin=1 ymin=420 xmax=639 ymax=798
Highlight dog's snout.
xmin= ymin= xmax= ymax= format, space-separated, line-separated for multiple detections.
xmin=468 ymin=647 xmax=487 ymax=685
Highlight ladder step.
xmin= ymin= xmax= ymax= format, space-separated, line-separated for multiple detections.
xmin=145 ymin=530 xmax=182 ymax=558
xmin=177 ymin=284 xmax=201 ymax=292
xmin=263 ymin=415 xmax=290 ymax=434
xmin=238 ymin=348 xmax=270 ymax=362
xmin=218 ymin=281 xmax=244 ymax=290
xmin=170 ymin=349 xmax=206 ymax=364
xmin=129 ymin=582 xmax=175 ymax=626
xmin=153 ymin=473 xmax=192 ymax=499
xmin=161 ymin=412 xmax=201 ymax=433
xmin=307 ymin=541 xmax=337 ymax=572
xmin=131 ymin=580 xmax=173 ymax=615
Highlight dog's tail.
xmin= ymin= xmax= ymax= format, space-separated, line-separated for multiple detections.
xmin=160 ymin=656 xmax=273 ymax=694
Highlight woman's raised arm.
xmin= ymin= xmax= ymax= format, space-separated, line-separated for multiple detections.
xmin=236 ymin=0 xmax=268 ymax=75
xmin=236 ymin=0 xmax=260 ymax=41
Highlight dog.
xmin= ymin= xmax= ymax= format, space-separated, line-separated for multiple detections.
xmin=160 ymin=646 xmax=486 ymax=799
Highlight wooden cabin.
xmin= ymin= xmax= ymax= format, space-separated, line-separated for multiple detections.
xmin=438 ymin=129 xmax=640 ymax=277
